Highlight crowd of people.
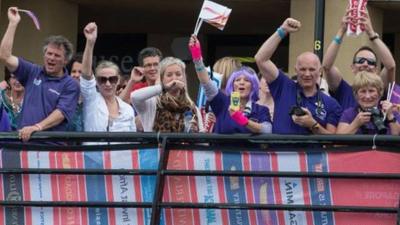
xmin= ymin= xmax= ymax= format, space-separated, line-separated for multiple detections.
xmin=0 ymin=6 xmax=399 ymax=143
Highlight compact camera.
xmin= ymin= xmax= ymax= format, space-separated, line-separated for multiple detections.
xmin=363 ymin=107 xmax=387 ymax=134
xmin=289 ymin=106 xmax=306 ymax=116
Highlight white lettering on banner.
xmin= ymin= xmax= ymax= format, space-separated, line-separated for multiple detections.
xmin=364 ymin=191 xmax=400 ymax=200
xmin=203 ymin=159 xmax=217 ymax=224
xmin=277 ymin=152 xmax=307 ymax=225
xmin=95 ymin=208 xmax=102 ymax=225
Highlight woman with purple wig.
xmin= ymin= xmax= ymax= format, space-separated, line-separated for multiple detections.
xmin=189 ymin=35 xmax=272 ymax=134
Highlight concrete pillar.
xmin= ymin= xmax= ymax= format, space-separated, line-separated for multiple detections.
xmin=0 ymin=0 xmax=78 ymax=78
xmin=289 ymin=0 xmax=383 ymax=83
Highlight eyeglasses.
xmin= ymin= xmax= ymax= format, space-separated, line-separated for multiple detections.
xmin=353 ymin=57 xmax=377 ymax=66
xmin=143 ymin=62 xmax=159 ymax=69
xmin=96 ymin=76 xmax=119 ymax=85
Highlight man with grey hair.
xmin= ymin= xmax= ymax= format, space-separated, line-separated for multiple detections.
xmin=0 ymin=7 xmax=79 ymax=142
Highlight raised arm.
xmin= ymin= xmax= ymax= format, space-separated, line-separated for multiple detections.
xmin=81 ymin=22 xmax=97 ymax=80
xmin=322 ymin=12 xmax=350 ymax=91
xmin=0 ymin=7 xmax=21 ymax=72
xmin=119 ymin=66 xmax=145 ymax=103
xmin=255 ymin=18 xmax=301 ymax=83
xmin=188 ymin=35 xmax=218 ymax=101
xmin=360 ymin=9 xmax=396 ymax=85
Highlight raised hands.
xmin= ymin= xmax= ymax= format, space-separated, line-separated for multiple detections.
xmin=7 ymin=7 xmax=21 ymax=25
xmin=281 ymin=18 xmax=301 ymax=34
xmin=130 ymin=66 xmax=145 ymax=83
xmin=188 ymin=35 xmax=203 ymax=61
xmin=84 ymin=22 xmax=97 ymax=43
xmin=358 ymin=9 xmax=374 ymax=37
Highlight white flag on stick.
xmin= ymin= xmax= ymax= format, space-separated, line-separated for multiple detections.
xmin=194 ymin=0 xmax=231 ymax=35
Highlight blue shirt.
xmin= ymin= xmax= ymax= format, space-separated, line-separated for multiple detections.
xmin=210 ymin=91 xmax=271 ymax=134
xmin=330 ymin=79 xmax=357 ymax=110
xmin=14 ymin=57 xmax=80 ymax=131
xmin=269 ymin=70 xmax=342 ymax=134
xmin=0 ymin=105 xmax=11 ymax=131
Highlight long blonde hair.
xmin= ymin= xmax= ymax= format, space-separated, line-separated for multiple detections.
xmin=213 ymin=57 xmax=242 ymax=90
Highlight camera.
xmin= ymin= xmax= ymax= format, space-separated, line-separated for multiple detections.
xmin=363 ymin=107 xmax=387 ymax=134
xmin=289 ymin=106 xmax=306 ymax=116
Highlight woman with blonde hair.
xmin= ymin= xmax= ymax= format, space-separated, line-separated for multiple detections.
xmin=131 ymin=57 xmax=203 ymax=132
xmin=81 ymin=22 xmax=136 ymax=132
xmin=336 ymin=71 xmax=400 ymax=135
xmin=213 ymin=56 xmax=242 ymax=90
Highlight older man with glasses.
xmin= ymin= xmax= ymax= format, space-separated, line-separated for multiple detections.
xmin=322 ymin=8 xmax=396 ymax=110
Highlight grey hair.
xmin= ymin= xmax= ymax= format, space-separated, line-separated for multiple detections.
xmin=42 ymin=35 xmax=74 ymax=61
xmin=159 ymin=57 xmax=186 ymax=80
xmin=95 ymin=60 xmax=121 ymax=77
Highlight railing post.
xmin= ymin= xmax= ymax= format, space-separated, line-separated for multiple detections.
xmin=150 ymin=136 xmax=169 ymax=225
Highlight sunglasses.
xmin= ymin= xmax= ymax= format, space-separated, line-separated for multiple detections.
xmin=96 ymin=76 xmax=119 ymax=84
xmin=353 ymin=57 xmax=377 ymax=66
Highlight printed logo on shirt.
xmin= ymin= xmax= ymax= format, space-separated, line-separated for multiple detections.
xmin=48 ymin=88 xmax=60 ymax=96
xmin=33 ymin=78 xmax=42 ymax=86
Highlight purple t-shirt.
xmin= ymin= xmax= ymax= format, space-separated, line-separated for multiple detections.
xmin=14 ymin=57 xmax=80 ymax=131
xmin=330 ymin=79 xmax=357 ymax=110
xmin=269 ymin=70 xmax=342 ymax=134
xmin=339 ymin=107 xmax=393 ymax=134
xmin=210 ymin=90 xmax=271 ymax=134
xmin=0 ymin=106 xmax=11 ymax=131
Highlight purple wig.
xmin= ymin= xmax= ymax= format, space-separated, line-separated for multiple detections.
xmin=224 ymin=66 xmax=259 ymax=102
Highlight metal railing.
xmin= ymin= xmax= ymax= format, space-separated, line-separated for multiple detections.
xmin=0 ymin=132 xmax=399 ymax=225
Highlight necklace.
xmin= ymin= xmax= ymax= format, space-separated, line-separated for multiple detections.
xmin=9 ymin=95 xmax=22 ymax=113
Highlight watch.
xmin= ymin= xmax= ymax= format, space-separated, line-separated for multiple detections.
xmin=311 ymin=122 xmax=320 ymax=131
xmin=369 ymin=33 xmax=379 ymax=42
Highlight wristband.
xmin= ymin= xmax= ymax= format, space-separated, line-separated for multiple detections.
xmin=230 ymin=111 xmax=249 ymax=126
xmin=276 ymin=27 xmax=286 ymax=39
xmin=386 ymin=117 xmax=396 ymax=124
xmin=194 ymin=59 xmax=206 ymax=72
xmin=369 ymin=33 xmax=379 ymax=42
xmin=35 ymin=123 xmax=43 ymax=131
xmin=189 ymin=41 xmax=203 ymax=61
xmin=333 ymin=35 xmax=342 ymax=45
xmin=310 ymin=122 xmax=320 ymax=130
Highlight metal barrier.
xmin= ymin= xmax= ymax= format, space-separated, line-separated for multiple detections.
xmin=0 ymin=132 xmax=399 ymax=225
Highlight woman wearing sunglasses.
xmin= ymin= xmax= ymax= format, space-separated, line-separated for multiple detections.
xmin=131 ymin=56 xmax=203 ymax=132
xmin=80 ymin=22 xmax=135 ymax=132
xmin=189 ymin=35 xmax=272 ymax=134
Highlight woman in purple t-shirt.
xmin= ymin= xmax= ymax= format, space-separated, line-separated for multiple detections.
xmin=188 ymin=35 xmax=272 ymax=134
xmin=336 ymin=71 xmax=400 ymax=135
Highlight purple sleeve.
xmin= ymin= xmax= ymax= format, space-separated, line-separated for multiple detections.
xmin=255 ymin=104 xmax=271 ymax=123
xmin=330 ymin=79 xmax=356 ymax=110
xmin=0 ymin=107 xmax=11 ymax=131
xmin=13 ymin=57 xmax=41 ymax=86
xmin=209 ymin=90 xmax=229 ymax=116
xmin=326 ymin=99 xmax=342 ymax=126
xmin=269 ymin=70 xmax=295 ymax=102
xmin=56 ymin=79 xmax=80 ymax=123
xmin=339 ymin=108 xmax=357 ymax=124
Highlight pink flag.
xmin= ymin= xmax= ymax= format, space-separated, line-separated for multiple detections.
xmin=18 ymin=9 xmax=40 ymax=30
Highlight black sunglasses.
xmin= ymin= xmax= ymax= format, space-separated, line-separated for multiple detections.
xmin=96 ymin=76 xmax=119 ymax=84
xmin=353 ymin=57 xmax=377 ymax=66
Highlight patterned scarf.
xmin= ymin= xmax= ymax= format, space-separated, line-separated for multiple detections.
xmin=153 ymin=92 xmax=198 ymax=132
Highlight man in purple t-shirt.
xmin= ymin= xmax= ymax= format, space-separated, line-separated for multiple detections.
xmin=322 ymin=9 xmax=396 ymax=110
xmin=0 ymin=7 xmax=79 ymax=142
xmin=255 ymin=18 xmax=342 ymax=135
